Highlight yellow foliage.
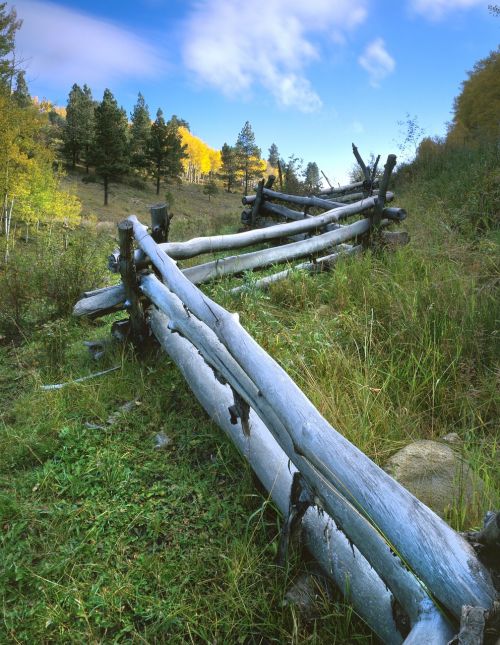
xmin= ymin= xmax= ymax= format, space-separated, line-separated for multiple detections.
xmin=0 ymin=92 xmax=80 ymax=227
xmin=179 ymin=126 xmax=222 ymax=181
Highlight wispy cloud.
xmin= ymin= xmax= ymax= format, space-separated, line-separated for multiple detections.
xmin=408 ymin=0 xmax=485 ymax=20
xmin=14 ymin=1 xmax=166 ymax=93
xmin=182 ymin=0 xmax=368 ymax=113
xmin=358 ymin=38 xmax=395 ymax=87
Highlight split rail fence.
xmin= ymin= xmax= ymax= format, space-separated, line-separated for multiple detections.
xmin=73 ymin=151 xmax=498 ymax=644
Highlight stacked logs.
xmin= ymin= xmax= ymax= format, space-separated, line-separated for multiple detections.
xmin=72 ymin=152 xmax=498 ymax=643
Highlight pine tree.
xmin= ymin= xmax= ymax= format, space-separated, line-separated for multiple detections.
xmin=63 ymin=83 xmax=95 ymax=171
xmin=80 ymin=84 xmax=95 ymax=173
xmin=0 ymin=3 xmax=21 ymax=89
xmin=92 ymin=89 xmax=129 ymax=205
xmin=129 ymin=92 xmax=151 ymax=173
xmin=12 ymin=70 xmax=30 ymax=107
xmin=235 ymin=121 xmax=262 ymax=194
xmin=219 ymin=143 xmax=237 ymax=192
xmin=282 ymin=154 xmax=303 ymax=193
xmin=303 ymin=162 xmax=321 ymax=192
xmin=268 ymin=143 xmax=279 ymax=168
xmin=147 ymin=109 xmax=186 ymax=194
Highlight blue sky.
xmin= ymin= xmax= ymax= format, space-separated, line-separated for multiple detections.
xmin=12 ymin=0 xmax=499 ymax=183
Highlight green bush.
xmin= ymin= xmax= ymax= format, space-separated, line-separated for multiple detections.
xmin=394 ymin=140 xmax=499 ymax=234
xmin=81 ymin=174 xmax=97 ymax=184
xmin=0 ymin=226 xmax=111 ymax=338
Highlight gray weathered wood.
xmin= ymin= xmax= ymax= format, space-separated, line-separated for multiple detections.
xmin=259 ymin=201 xmax=309 ymax=221
xmin=243 ymin=189 xmax=346 ymax=209
xmin=373 ymin=154 xmax=397 ymax=228
xmin=118 ymin=220 xmax=147 ymax=344
xmin=250 ymin=179 xmax=265 ymax=226
xmin=149 ymin=307 xmax=406 ymax=644
xmin=230 ymin=245 xmax=362 ymax=294
xmin=318 ymin=178 xmax=379 ymax=196
xmin=352 ymin=143 xmax=370 ymax=181
xmin=141 ymin=274 xmax=452 ymax=632
xmin=129 ymin=214 xmax=497 ymax=620
xmin=182 ymin=218 xmax=381 ymax=285
xmin=73 ymin=283 xmax=126 ymax=318
xmin=125 ymin=193 xmax=391 ymax=268
xmin=150 ymin=202 xmax=169 ymax=243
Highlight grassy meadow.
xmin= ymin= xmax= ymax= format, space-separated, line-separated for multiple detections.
xmin=0 ymin=153 xmax=498 ymax=643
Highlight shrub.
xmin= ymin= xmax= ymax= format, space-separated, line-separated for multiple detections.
xmin=0 ymin=226 xmax=111 ymax=338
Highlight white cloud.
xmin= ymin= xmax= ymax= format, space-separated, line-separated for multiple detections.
xmin=351 ymin=120 xmax=365 ymax=134
xmin=14 ymin=1 xmax=165 ymax=92
xmin=409 ymin=0 xmax=484 ymax=20
xmin=182 ymin=0 xmax=368 ymax=112
xmin=358 ymin=38 xmax=395 ymax=87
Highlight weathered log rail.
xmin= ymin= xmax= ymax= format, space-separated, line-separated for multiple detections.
xmin=72 ymin=150 xmax=498 ymax=643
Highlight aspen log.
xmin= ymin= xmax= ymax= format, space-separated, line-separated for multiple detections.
xmin=129 ymin=214 xmax=497 ymax=620
xmin=149 ymin=308 xmax=405 ymax=644
xmin=318 ymin=178 xmax=379 ymax=196
xmin=150 ymin=307 xmax=456 ymax=643
xmin=242 ymin=189 xmax=346 ymax=209
xmin=143 ymin=279 xmax=455 ymax=642
xmin=107 ymin=193 xmax=393 ymax=272
xmin=182 ymin=217 xmax=383 ymax=285
xmin=229 ymin=245 xmax=362 ymax=294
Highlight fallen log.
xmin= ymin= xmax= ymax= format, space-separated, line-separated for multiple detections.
xmin=230 ymin=244 xmax=362 ymax=294
xmin=142 ymin=275 xmax=454 ymax=638
xmin=150 ymin=306 xmax=455 ymax=644
xmin=242 ymin=189 xmax=346 ymax=209
xmin=181 ymin=218 xmax=385 ymax=285
xmin=149 ymin=308 xmax=405 ymax=643
xmin=318 ymin=178 xmax=379 ymax=196
xmin=107 ymin=193 xmax=392 ymax=272
xmin=129 ymin=213 xmax=497 ymax=620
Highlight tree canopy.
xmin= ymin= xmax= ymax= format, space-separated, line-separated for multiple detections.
xmin=447 ymin=48 xmax=500 ymax=145
xmin=91 ymin=88 xmax=129 ymax=205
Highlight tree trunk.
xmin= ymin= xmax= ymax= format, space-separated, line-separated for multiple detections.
xmin=156 ymin=167 xmax=161 ymax=195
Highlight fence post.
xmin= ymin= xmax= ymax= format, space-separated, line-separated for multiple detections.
xmin=369 ymin=154 xmax=397 ymax=248
xmin=150 ymin=202 xmax=170 ymax=243
xmin=118 ymin=219 xmax=147 ymax=345
xmin=250 ymin=179 xmax=265 ymax=227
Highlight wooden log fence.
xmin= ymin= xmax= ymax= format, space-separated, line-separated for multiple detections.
xmin=72 ymin=152 xmax=498 ymax=643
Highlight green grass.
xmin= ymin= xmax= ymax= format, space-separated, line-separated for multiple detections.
xmin=0 ymin=160 xmax=498 ymax=642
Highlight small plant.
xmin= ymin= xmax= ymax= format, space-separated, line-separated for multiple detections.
xmin=203 ymin=179 xmax=219 ymax=201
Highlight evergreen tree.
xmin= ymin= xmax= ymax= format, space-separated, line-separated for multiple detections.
xmin=0 ymin=3 xmax=21 ymax=89
xmin=219 ymin=143 xmax=237 ymax=192
xmin=63 ymin=83 xmax=95 ymax=170
xmin=12 ymin=70 xmax=30 ymax=107
xmin=282 ymin=154 xmax=303 ymax=193
xmin=129 ymin=92 xmax=151 ymax=173
xmin=147 ymin=109 xmax=187 ymax=195
xmin=203 ymin=179 xmax=218 ymax=201
xmin=80 ymin=84 xmax=95 ymax=173
xmin=235 ymin=121 xmax=262 ymax=194
xmin=92 ymin=89 xmax=129 ymax=205
xmin=303 ymin=162 xmax=321 ymax=193
xmin=268 ymin=143 xmax=279 ymax=168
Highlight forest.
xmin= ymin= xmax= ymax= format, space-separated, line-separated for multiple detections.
xmin=0 ymin=2 xmax=498 ymax=643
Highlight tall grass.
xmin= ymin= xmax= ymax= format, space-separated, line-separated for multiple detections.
xmin=0 ymin=159 xmax=498 ymax=642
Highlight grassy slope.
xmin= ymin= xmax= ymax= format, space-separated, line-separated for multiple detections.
xmin=0 ymin=170 xmax=498 ymax=643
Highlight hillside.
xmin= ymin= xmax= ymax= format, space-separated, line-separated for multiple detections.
xmin=61 ymin=168 xmax=244 ymax=239
xmin=1 ymin=159 xmax=498 ymax=643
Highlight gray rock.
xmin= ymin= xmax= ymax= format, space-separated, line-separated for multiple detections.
xmin=384 ymin=439 xmax=483 ymax=521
